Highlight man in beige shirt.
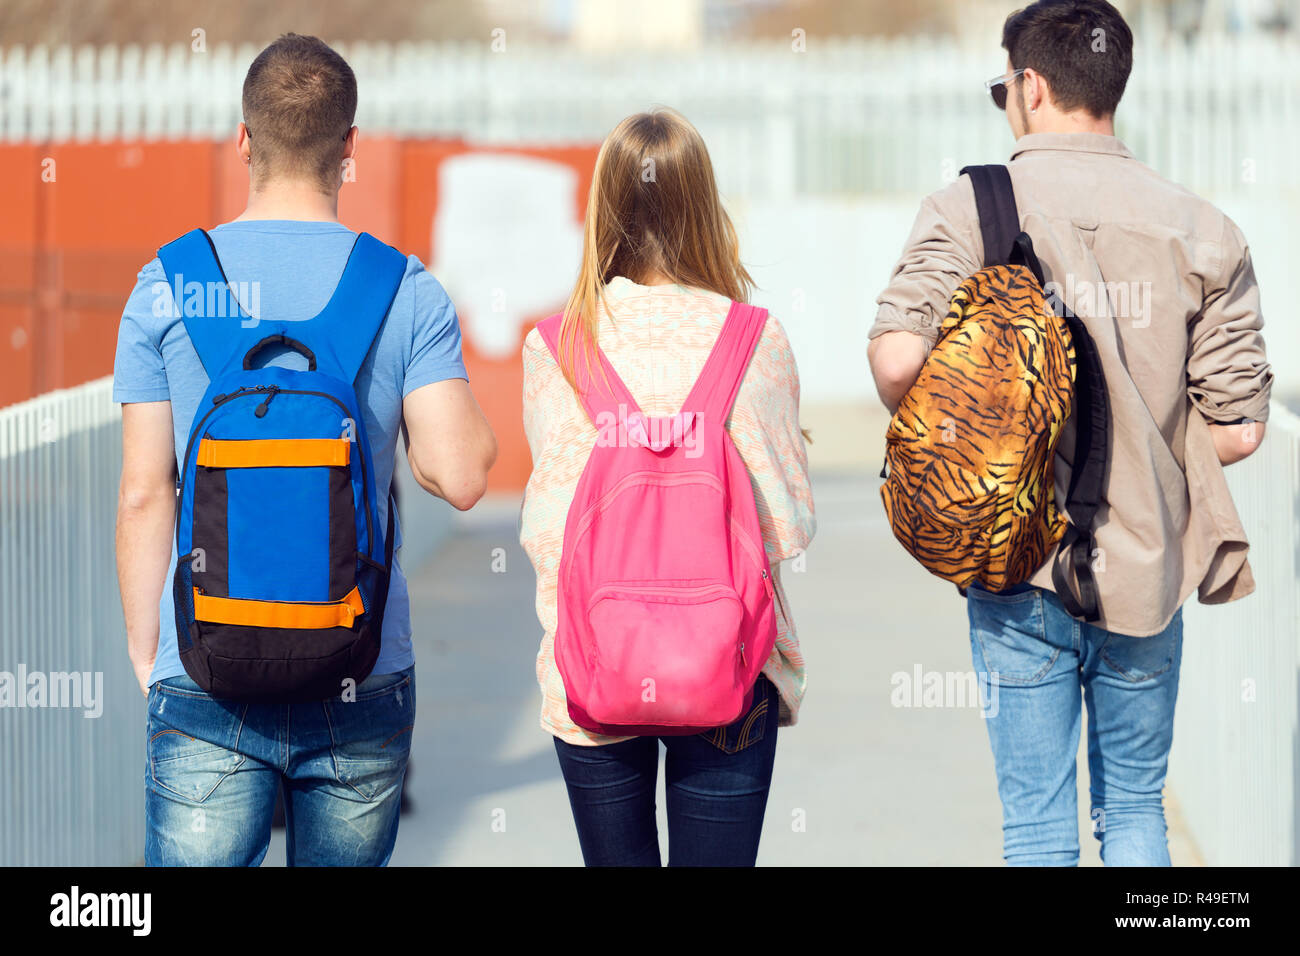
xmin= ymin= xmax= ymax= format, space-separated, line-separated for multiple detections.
xmin=868 ymin=0 xmax=1272 ymax=866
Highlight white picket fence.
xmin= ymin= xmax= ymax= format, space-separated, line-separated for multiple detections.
xmin=0 ymin=377 xmax=451 ymax=865
xmin=1172 ymin=402 xmax=1300 ymax=866
xmin=2 ymin=35 xmax=1298 ymax=196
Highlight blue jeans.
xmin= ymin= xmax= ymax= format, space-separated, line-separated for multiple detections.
xmin=967 ymin=584 xmax=1183 ymax=866
xmin=145 ymin=666 xmax=415 ymax=866
xmin=553 ymin=674 xmax=779 ymax=866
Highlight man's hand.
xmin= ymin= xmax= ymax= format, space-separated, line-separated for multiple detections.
xmin=116 ymin=401 xmax=176 ymax=696
xmin=403 ymin=378 xmax=498 ymax=510
xmin=131 ymin=653 xmax=156 ymax=698
xmin=868 ymin=330 xmax=931 ymax=414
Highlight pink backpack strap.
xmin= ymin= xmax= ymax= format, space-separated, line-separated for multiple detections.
xmin=682 ymin=301 xmax=769 ymax=425
xmin=536 ymin=313 xmax=643 ymax=424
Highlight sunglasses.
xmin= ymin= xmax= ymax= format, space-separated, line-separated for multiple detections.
xmin=985 ymin=69 xmax=1027 ymax=110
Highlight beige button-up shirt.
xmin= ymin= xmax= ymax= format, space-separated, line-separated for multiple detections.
xmin=870 ymin=132 xmax=1273 ymax=636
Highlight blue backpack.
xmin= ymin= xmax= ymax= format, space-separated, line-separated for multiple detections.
xmin=157 ymin=228 xmax=407 ymax=701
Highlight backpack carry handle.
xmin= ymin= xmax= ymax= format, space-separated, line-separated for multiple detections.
xmin=243 ymin=333 xmax=317 ymax=371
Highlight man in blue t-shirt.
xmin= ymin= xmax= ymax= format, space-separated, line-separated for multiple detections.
xmin=113 ymin=33 xmax=498 ymax=866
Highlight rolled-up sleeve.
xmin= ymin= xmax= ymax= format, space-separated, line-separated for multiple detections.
xmin=1187 ymin=216 xmax=1273 ymax=423
xmin=869 ymin=177 xmax=983 ymax=351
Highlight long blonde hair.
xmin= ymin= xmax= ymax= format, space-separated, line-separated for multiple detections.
xmin=558 ymin=107 xmax=754 ymax=392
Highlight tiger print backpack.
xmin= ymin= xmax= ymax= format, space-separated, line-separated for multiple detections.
xmin=879 ymin=164 xmax=1110 ymax=621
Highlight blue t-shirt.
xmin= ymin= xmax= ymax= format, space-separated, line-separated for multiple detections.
xmin=112 ymin=219 xmax=468 ymax=685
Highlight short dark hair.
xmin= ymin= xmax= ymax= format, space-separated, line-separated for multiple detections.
xmin=241 ymin=34 xmax=357 ymax=189
xmin=1002 ymin=0 xmax=1133 ymax=118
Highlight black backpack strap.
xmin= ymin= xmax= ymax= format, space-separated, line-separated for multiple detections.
xmin=1049 ymin=306 xmax=1110 ymax=622
xmin=1007 ymin=233 xmax=1110 ymax=622
xmin=960 ymin=165 xmax=1020 ymax=266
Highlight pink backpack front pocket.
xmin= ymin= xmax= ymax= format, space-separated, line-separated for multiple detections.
xmin=586 ymin=582 xmax=745 ymax=728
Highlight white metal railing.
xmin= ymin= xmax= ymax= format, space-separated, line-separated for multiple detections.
xmin=0 ymin=376 xmax=451 ymax=865
xmin=2 ymin=36 xmax=1298 ymax=197
xmin=0 ymin=378 xmax=133 ymax=865
xmin=1172 ymin=401 xmax=1300 ymax=865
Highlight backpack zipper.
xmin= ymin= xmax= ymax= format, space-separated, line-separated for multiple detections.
xmin=253 ymin=386 xmax=280 ymax=418
xmin=731 ymin=517 xmax=775 ymax=600
xmin=192 ymin=583 xmax=362 ymax=609
xmin=585 ymin=581 xmax=740 ymax=610
xmin=176 ymin=387 xmax=375 ymax=562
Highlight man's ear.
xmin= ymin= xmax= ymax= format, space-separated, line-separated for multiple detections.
xmin=236 ymin=121 xmax=252 ymax=167
xmin=1023 ymin=68 xmax=1047 ymax=113
xmin=343 ymin=126 xmax=359 ymax=161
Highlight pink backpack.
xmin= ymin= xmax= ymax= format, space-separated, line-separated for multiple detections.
xmin=537 ymin=302 xmax=777 ymax=736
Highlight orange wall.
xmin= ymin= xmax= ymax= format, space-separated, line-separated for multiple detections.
xmin=0 ymin=138 xmax=597 ymax=492
xmin=0 ymin=144 xmax=41 ymax=404
xmin=397 ymin=141 xmax=596 ymax=489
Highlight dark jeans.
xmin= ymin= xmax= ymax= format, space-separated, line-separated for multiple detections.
xmin=552 ymin=674 xmax=779 ymax=867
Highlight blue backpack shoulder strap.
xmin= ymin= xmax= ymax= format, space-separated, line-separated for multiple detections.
xmin=309 ymin=233 xmax=409 ymax=383
xmin=157 ymin=228 xmax=255 ymax=378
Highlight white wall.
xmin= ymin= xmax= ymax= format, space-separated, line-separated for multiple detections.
xmin=736 ymin=197 xmax=917 ymax=405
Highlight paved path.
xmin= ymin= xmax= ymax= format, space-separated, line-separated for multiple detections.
xmin=270 ymin=471 xmax=1199 ymax=865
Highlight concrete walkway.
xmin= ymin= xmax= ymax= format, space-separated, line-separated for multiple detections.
xmin=269 ymin=470 xmax=1199 ymax=865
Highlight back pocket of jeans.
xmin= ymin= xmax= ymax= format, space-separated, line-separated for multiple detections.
xmin=147 ymin=683 xmax=246 ymax=803
xmin=698 ymin=676 xmax=774 ymax=754
xmin=148 ymin=729 xmax=245 ymax=803
xmin=968 ymin=587 xmax=1057 ymax=685
xmin=323 ymin=673 xmax=415 ymax=801
xmin=1099 ymin=617 xmax=1181 ymax=683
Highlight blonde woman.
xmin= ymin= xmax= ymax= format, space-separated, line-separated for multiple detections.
xmin=520 ymin=108 xmax=814 ymax=867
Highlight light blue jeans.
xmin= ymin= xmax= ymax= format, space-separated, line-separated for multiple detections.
xmin=144 ymin=666 xmax=414 ymax=866
xmin=967 ymin=583 xmax=1183 ymax=866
